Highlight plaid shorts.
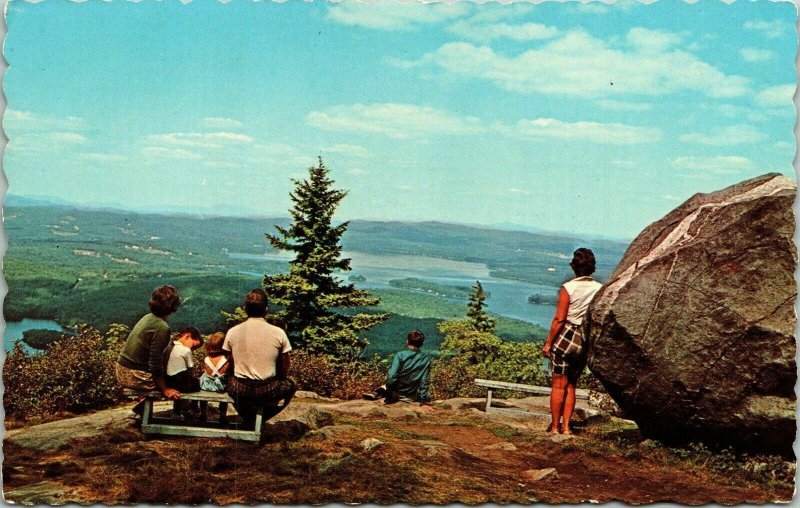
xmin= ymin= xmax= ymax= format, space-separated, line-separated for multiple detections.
xmin=227 ymin=376 xmax=296 ymax=404
xmin=549 ymin=322 xmax=587 ymax=382
xmin=115 ymin=363 xmax=157 ymax=391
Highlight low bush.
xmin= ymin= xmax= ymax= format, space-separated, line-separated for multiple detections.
xmin=430 ymin=320 xmax=548 ymax=399
xmin=291 ymin=350 xmax=385 ymax=399
xmin=4 ymin=323 xmax=130 ymax=421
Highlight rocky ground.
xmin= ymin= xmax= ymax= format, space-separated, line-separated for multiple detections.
xmin=3 ymin=392 xmax=794 ymax=504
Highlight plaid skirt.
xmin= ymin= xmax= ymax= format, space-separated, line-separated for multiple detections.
xmin=227 ymin=376 xmax=296 ymax=404
xmin=549 ymin=322 xmax=587 ymax=381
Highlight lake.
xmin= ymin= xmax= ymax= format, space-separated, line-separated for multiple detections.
xmin=4 ymin=319 xmax=65 ymax=353
xmin=232 ymin=250 xmax=559 ymax=328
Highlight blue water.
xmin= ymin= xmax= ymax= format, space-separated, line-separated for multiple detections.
xmin=3 ymin=319 xmax=64 ymax=353
xmin=232 ymin=250 xmax=559 ymax=329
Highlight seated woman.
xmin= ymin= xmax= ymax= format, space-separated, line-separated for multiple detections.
xmin=115 ymin=285 xmax=183 ymax=416
xmin=541 ymin=248 xmax=602 ymax=435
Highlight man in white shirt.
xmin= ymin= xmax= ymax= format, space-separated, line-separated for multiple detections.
xmin=224 ymin=289 xmax=296 ymax=427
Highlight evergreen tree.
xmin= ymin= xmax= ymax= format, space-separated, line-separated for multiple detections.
xmin=263 ymin=157 xmax=388 ymax=362
xmin=466 ymin=280 xmax=496 ymax=333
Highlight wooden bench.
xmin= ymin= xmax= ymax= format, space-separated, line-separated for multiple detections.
xmin=474 ymin=378 xmax=589 ymax=417
xmin=124 ymin=390 xmax=268 ymax=442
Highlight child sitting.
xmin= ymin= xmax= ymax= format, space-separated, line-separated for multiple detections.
xmin=199 ymin=332 xmax=230 ymax=393
xmin=163 ymin=327 xmax=203 ymax=418
xmin=363 ymin=330 xmax=433 ymax=409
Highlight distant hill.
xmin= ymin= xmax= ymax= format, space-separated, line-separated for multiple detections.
xmin=4 ymin=200 xmax=628 ymax=286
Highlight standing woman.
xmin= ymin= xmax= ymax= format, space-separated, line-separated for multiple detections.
xmin=541 ymin=248 xmax=602 ymax=434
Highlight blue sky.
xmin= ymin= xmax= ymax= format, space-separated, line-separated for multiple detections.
xmin=4 ymin=0 xmax=796 ymax=239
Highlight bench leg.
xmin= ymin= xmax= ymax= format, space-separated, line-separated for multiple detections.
xmin=142 ymin=399 xmax=153 ymax=426
xmin=485 ymin=389 xmax=493 ymax=413
xmin=219 ymin=402 xmax=228 ymax=425
xmin=253 ymin=407 xmax=264 ymax=439
xmin=199 ymin=401 xmax=208 ymax=422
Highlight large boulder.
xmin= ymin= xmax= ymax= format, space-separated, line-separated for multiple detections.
xmin=586 ymin=173 xmax=796 ymax=454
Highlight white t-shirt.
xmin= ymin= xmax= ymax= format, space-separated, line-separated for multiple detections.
xmin=223 ymin=317 xmax=292 ymax=380
xmin=166 ymin=341 xmax=194 ymax=376
xmin=562 ymin=276 xmax=603 ymax=326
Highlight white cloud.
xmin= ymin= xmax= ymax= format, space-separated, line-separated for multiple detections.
xmin=347 ymin=167 xmax=368 ymax=176
xmin=326 ymin=2 xmax=468 ymax=31
xmin=146 ymin=131 xmax=254 ymax=149
xmin=669 ymin=155 xmax=752 ymax=174
xmin=575 ymin=3 xmax=609 ymax=14
xmin=596 ymin=99 xmax=652 ymax=111
xmin=663 ymin=194 xmax=682 ymax=201
xmin=626 ymin=27 xmax=682 ymax=52
xmin=754 ymin=84 xmax=795 ymax=108
xmin=4 ymin=109 xmax=85 ymax=132
xmin=495 ymin=117 xmax=661 ymax=145
xmin=201 ymin=117 xmax=244 ymax=129
xmin=78 ymin=153 xmax=128 ymax=163
xmin=739 ymin=48 xmax=774 ymax=63
xmin=447 ymin=20 xmax=559 ymax=42
xmin=679 ymin=124 xmax=766 ymax=146
xmin=774 ymin=141 xmax=795 ymax=151
xmin=142 ymin=146 xmax=202 ymax=160
xmin=394 ymin=29 xmax=749 ymax=98
xmin=322 ymin=143 xmax=371 ymax=157
xmin=744 ymin=20 xmax=787 ymax=39
xmin=507 ymin=187 xmax=533 ymax=196
xmin=51 ymin=132 xmax=88 ymax=144
xmin=612 ymin=159 xmax=636 ymax=168
xmin=306 ymin=103 xmax=486 ymax=139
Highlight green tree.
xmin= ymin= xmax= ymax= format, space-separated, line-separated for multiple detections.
xmin=263 ymin=157 xmax=388 ymax=362
xmin=466 ymin=280 xmax=496 ymax=333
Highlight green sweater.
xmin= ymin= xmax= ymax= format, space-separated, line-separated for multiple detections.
xmin=386 ymin=348 xmax=432 ymax=403
xmin=117 ymin=313 xmax=171 ymax=376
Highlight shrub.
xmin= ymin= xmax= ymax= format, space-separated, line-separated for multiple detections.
xmin=430 ymin=320 xmax=548 ymax=399
xmin=4 ymin=323 xmax=129 ymax=421
xmin=291 ymin=350 xmax=385 ymax=399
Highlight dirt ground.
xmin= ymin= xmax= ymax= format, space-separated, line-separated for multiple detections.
xmin=3 ymin=395 xmax=794 ymax=504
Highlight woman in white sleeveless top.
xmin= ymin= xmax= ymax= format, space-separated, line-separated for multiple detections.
xmin=542 ymin=248 xmax=602 ymax=435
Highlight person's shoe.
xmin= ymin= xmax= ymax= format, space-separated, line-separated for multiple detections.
xmin=362 ymin=391 xmax=382 ymax=401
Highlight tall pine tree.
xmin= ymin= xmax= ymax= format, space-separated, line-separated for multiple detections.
xmin=263 ymin=157 xmax=388 ymax=362
xmin=466 ymin=280 xmax=496 ymax=333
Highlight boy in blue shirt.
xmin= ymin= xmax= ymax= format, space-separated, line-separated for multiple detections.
xmin=363 ymin=330 xmax=433 ymax=408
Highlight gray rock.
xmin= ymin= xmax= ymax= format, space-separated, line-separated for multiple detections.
xmin=587 ymin=173 xmax=797 ymax=454
xmin=588 ymin=390 xmax=626 ymax=418
xmin=546 ymin=433 xmax=575 ymax=443
xmin=434 ymin=398 xmax=487 ymax=410
xmin=484 ymin=442 xmax=517 ymax=451
xmin=360 ymin=437 xmax=384 ymax=452
xmin=295 ymin=390 xmax=339 ymax=401
xmin=3 ymin=481 xmax=80 ymax=505
xmin=318 ymin=454 xmax=358 ymax=474
xmin=522 ymin=468 xmax=557 ymax=481
xmin=309 ymin=424 xmax=359 ymax=438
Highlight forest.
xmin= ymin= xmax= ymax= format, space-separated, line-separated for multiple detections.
xmin=4 ymin=197 xmax=629 ymax=356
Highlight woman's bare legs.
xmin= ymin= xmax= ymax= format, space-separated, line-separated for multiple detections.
xmin=549 ymin=374 xmax=568 ymax=432
xmin=561 ymin=381 xmax=577 ymax=434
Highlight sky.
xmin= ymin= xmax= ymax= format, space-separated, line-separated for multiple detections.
xmin=3 ymin=0 xmax=797 ymax=240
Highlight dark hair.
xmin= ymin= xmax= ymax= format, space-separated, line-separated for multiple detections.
xmin=205 ymin=332 xmax=226 ymax=354
xmin=407 ymin=329 xmax=425 ymax=348
xmin=148 ymin=285 xmax=181 ymax=318
xmin=570 ymin=248 xmax=596 ymax=277
xmin=244 ymin=289 xmax=268 ymax=317
xmin=181 ymin=327 xmax=202 ymax=341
